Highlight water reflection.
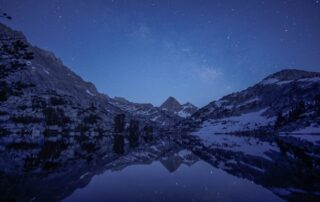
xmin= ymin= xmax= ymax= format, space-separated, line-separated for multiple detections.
xmin=64 ymin=150 xmax=282 ymax=202
xmin=0 ymin=133 xmax=319 ymax=201
xmin=182 ymin=133 xmax=320 ymax=201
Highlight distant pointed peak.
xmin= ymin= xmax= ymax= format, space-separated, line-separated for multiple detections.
xmin=167 ymin=96 xmax=178 ymax=100
xmin=164 ymin=96 xmax=180 ymax=104
xmin=160 ymin=96 xmax=181 ymax=111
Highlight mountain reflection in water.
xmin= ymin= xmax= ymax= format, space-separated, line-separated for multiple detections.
xmin=63 ymin=151 xmax=282 ymax=202
xmin=0 ymin=133 xmax=319 ymax=202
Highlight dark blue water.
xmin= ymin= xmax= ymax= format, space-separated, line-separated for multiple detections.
xmin=63 ymin=158 xmax=283 ymax=202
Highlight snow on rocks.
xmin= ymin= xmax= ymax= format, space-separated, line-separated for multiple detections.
xmin=191 ymin=133 xmax=279 ymax=160
xmin=193 ymin=108 xmax=274 ymax=134
xmin=86 ymin=89 xmax=95 ymax=96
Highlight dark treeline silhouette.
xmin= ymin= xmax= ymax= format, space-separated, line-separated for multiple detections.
xmin=143 ymin=125 xmax=153 ymax=142
xmin=129 ymin=120 xmax=139 ymax=147
xmin=113 ymin=114 xmax=125 ymax=154
xmin=288 ymin=101 xmax=305 ymax=122
xmin=112 ymin=114 xmax=154 ymax=154
xmin=275 ymin=97 xmax=320 ymax=130
xmin=315 ymin=95 xmax=320 ymax=116
xmin=114 ymin=114 xmax=125 ymax=133
xmin=274 ymin=112 xmax=285 ymax=129
xmin=113 ymin=135 xmax=125 ymax=154
xmin=275 ymin=101 xmax=305 ymax=129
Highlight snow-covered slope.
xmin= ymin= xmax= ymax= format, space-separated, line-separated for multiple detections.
xmin=0 ymin=23 xmax=124 ymax=137
xmin=179 ymin=69 xmax=320 ymax=134
xmin=160 ymin=96 xmax=198 ymax=118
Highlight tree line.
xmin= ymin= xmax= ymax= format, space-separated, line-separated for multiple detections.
xmin=113 ymin=114 xmax=154 ymax=154
xmin=275 ymin=96 xmax=320 ymax=129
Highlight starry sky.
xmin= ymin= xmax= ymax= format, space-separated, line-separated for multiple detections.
xmin=1 ymin=0 xmax=320 ymax=106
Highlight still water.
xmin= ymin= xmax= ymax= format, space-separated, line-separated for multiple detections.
xmin=64 ymin=154 xmax=283 ymax=202
xmin=1 ymin=133 xmax=318 ymax=201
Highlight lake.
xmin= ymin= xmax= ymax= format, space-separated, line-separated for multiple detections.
xmin=63 ymin=150 xmax=283 ymax=202
xmin=0 ymin=133 xmax=319 ymax=202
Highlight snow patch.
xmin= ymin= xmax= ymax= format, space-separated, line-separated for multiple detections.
xmin=237 ymin=97 xmax=260 ymax=107
xmin=79 ymin=172 xmax=90 ymax=179
xmin=178 ymin=149 xmax=192 ymax=157
xmin=26 ymin=61 xmax=32 ymax=66
xmin=86 ymin=89 xmax=94 ymax=96
xmin=291 ymin=125 xmax=320 ymax=134
xmin=260 ymin=76 xmax=319 ymax=86
xmin=151 ymin=116 xmax=160 ymax=122
xmin=193 ymin=134 xmax=279 ymax=160
xmin=285 ymin=134 xmax=320 ymax=145
xmin=176 ymin=110 xmax=190 ymax=118
xmin=43 ymin=69 xmax=50 ymax=75
xmin=194 ymin=108 xmax=273 ymax=134
xmin=277 ymin=80 xmax=293 ymax=85
xmin=260 ymin=78 xmax=279 ymax=85
xmin=298 ymin=77 xmax=320 ymax=83
xmin=215 ymin=100 xmax=228 ymax=107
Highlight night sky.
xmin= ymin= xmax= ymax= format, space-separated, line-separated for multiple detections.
xmin=1 ymin=0 xmax=320 ymax=106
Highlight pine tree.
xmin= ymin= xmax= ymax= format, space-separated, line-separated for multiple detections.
xmin=114 ymin=114 xmax=125 ymax=133
xmin=129 ymin=120 xmax=139 ymax=147
xmin=274 ymin=112 xmax=285 ymax=129
xmin=315 ymin=95 xmax=320 ymax=116
xmin=143 ymin=125 xmax=153 ymax=142
xmin=113 ymin=135 xmax=124 ymax=154
xmin=288 ymin=101 xmax=305 ymax=121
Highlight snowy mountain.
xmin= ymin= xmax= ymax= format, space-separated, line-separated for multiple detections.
xmin=105 ymin=96 xmax=197 ymax=127
xmin=179 ymin=69 xmax=320 ymax=134
xmin=0 ymin=23 xmax=125 ymax=137
xmin=160 ymin=96 xmax=198 ymax=118
xmin=0 ymin=23 xmax=131 ymax=173
xmin=0 ymin=23 xmax=187 ymax=171
xmin=0 ymin=23 xmax=183 ymax=137
xmin=161 ymin=96 xmax=182 ymax=112
xmin=106 ymin=96 xmax=182 ymax=127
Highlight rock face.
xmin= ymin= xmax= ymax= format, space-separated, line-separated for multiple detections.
xmin=0 ymin=23 xmax=184 ymax=136
xmin=106 ymin=96 xmax=198 ymax=128
xmin=179 ymin=69 xmax=320 ymax=134
xmin=160 ymin=96 xmax=198 ymax=118
xmin=161 ymin=96 xmax=182 ymax=112
xmin=0 ymin=23 xmax=127 ymax=173
xmin=106 ymin=96 xmax=182 ymax=128
xmin=0 ymin=23 xmax=123 ymax=137
xmin=0 ymin=23 xmax=184 ymax=172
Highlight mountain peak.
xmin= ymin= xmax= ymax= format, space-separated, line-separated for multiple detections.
xmin=263 ymin=69 xmax=320 ymax=81
xmin=160 ymin=96 xmax=181 ymax=111
xmin=160 ymin=97 xmax=198 ymax=118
